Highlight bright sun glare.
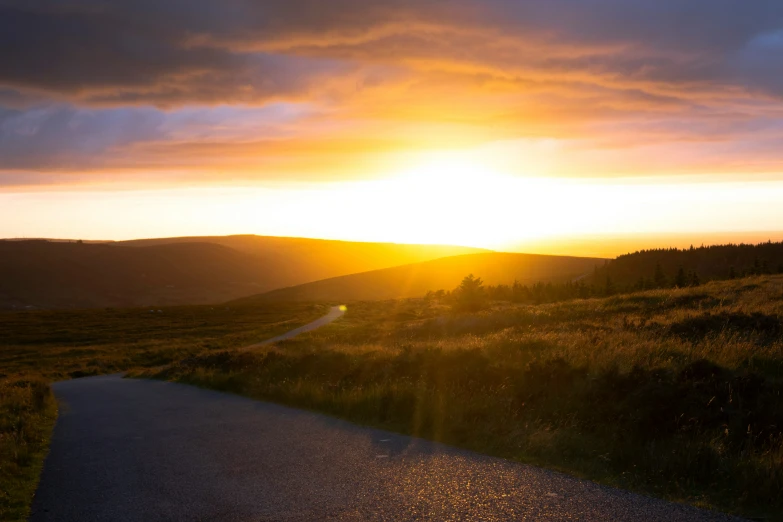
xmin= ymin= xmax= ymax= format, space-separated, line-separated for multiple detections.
xmin=6 ymin=151 xmax=783 ymax=250
xmin=365 ymin=151 xmax=592 ymax=248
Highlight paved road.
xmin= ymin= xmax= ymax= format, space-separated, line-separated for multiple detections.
xmin=244 ymin=305 xmax=345 ymax=349
xmin=32 ymin=376 xmax=740 ymax=521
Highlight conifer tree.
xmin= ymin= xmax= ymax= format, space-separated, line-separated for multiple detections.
xmin=674 ymin=267 xmax=687 ymax=288
xmin=453 ymin=274 xmax=486 ymax=311
xmin=654 ymin=262 xmax=667 ymax=288
xmin=605 ymin=276 xmax=615 ymax=296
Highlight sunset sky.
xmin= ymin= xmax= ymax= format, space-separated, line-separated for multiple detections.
xmin=2 ymin=1 xmax=783 ymax=254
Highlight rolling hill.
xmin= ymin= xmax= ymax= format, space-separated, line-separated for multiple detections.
xmin=118 ymin=235 xmax=486 ymax=288
xmin=0 ymin=237 xmax=485 ymax=309
xmin=236 ymin=252 xmax=604 ymax=304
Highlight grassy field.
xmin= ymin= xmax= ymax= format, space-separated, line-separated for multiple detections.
xmin=151 ymin=276 xmax=783 ymax=519
xmin=0 ymin=301 xmax=324 ymax=521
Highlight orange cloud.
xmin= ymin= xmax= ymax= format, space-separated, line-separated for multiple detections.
xmin=2 ymin=0 xmax=783 ymax=187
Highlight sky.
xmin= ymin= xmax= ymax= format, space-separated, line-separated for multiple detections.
xmin=2 ymin=1 xmax=783 ymax=254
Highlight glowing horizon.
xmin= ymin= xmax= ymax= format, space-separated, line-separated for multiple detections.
xmin=2 ymin=2 xmax=783 ymax=250
xmin=4 ymin=167 xmax=783 ymax=258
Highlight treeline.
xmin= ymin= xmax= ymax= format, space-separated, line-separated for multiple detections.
xmin=428 ymin=278 xmax=609 ymax=307
xmin=592 ymin=240 xmax=783 ymax=290
xmin=426 ymin=240 xmax=783 ymax=307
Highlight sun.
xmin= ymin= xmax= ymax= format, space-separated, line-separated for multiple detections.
xmin=365 ymin=152 xmax=528 ymax=247
xmin=359 ymin=150 xmax=604 ymax=249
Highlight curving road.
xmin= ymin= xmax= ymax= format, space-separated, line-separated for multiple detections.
xmin=244 ymin=305 xmax=345 ymax=349
xmin=31 ymin=309 xmax=741 ymax=521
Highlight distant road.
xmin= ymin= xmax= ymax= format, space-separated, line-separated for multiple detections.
xmin=244 ymin=304 xmax=345 ymax=349
xmin=31 ymin=312 xmax=741 ymax=521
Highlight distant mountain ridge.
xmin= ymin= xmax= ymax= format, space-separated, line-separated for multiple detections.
xmin=235 ymin=252 xmax=604 ymax=304
xmin=0 ymin=236 xmax=485 ymax=309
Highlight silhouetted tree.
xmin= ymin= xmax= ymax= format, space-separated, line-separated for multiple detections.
xmin=425 ymin=289 xmax=447 ymax=301
xmin=635 ymin=277 xmax=647 ymax=291
xmin=511 ymin=280 xmax=527 ymax=303
xmin=453 ymin=274 xmax=486 ymax=312
xmin=654 ymin=262 xmax=667 ymax=288
xmin=674 ymin=267 xmax=687 ymax=288
xmin=605 ymin=276 xmax=615 ymax=296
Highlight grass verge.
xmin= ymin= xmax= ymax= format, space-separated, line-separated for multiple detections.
xmin=0 ymin=379 xmax=56 ymax=521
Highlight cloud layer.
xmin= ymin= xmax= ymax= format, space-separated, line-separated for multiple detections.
xmin=2 ymin=0 xmax=783 ymax=184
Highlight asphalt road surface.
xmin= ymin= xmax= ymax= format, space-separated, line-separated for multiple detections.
xmin=31 ymin=306 xmax=741 ymax=521
xmin=32 ymin=377 xmax=741 ymax=522
xmin=244 ymin=305 xmax=345 ymax=350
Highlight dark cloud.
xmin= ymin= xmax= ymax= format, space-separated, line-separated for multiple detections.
xmin=0 ymin=1 xmax=350 ymax=105
xmin=0 ymin=105 xmax=165 ymax=168
xmin=2 ymin=0 xmax=783 ymax=179
xmin=2 ymin=0 xmax=783 ymax=105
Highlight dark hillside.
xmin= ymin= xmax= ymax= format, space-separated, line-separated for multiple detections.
xmin=119 ymin=235 xmax=486 ymax=287
xmin=238 ymin=252 xmax=604 ymax=303
xmin=0 ymin=241 xmax=267 ymax=309
xmin=0 ymin=237 xmax=487 ymax=309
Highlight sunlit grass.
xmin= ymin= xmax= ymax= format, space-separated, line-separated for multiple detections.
xmin=153 ymin=276 xmax=783 ymax=519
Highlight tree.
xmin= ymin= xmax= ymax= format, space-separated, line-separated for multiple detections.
xmin=654 ymin=262 xmax=667 ymax=288
xmin=453 ymin=274 xmax=486 ymax=312
xmin=605 ymin=275 xmax=615 ymax=296
xmin=425 ymin=289 xmax=446 ymax=301
xmin=511 ymin=280 xmax=527 ymax=303
xmin=635 ymin=277 xmax=648 ymax=291
xmin=674 ymin=267 xmax=687 ymax=288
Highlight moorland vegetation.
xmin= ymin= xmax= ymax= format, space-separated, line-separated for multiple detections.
xmin=154 ymin=275 xmax=783 ymax=519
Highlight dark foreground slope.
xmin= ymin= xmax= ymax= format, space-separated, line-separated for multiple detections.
xmin=0 ymin=237 xmax=484 ymax=309
xmin=238 ymin=252 xmax=603 ymax=303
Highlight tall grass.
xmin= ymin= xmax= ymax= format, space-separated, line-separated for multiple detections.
xmin=154 ymin=276 xmax=783 ymax=519
xmin=0 ymin=379 xmax=56 ymax=521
